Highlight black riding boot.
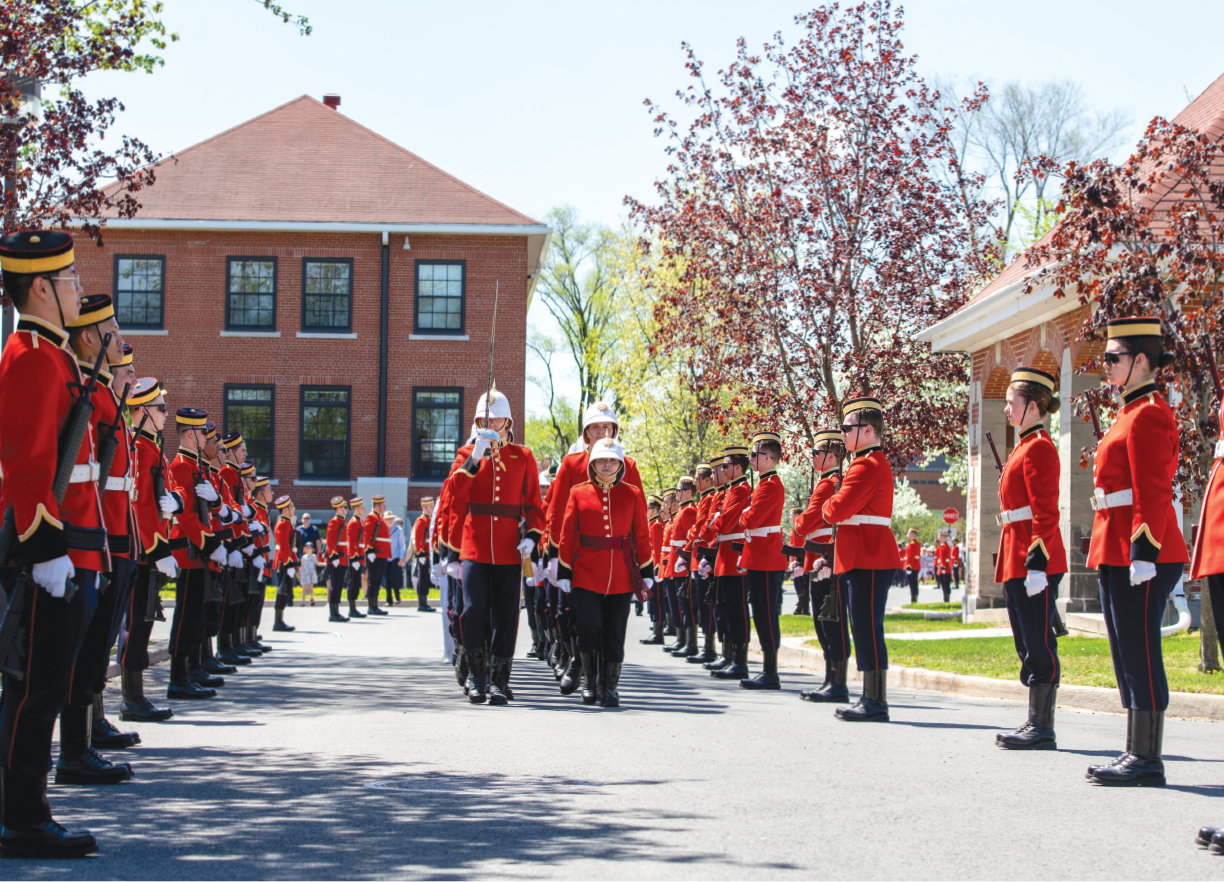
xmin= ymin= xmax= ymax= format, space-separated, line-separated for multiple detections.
xmin=168 ymin=656 xmax=215 ymax=699
xmin=601 ymin=661 xmax=622 ymax=707
xmin=1090 ymin=710 xmax=1165 ymax=786
xmin=740 ymin=648 xmax=781 ymax=690
xmin=836 ymin=669 xmax=889 ymax=721
xmin=997 ymin=682 xmax=1057 ymax=750
xmin=454 ymin=646 xmax=470 ymax=691
xmin=580 ymin=652 xmax=600 ymax=705
xmin=526 ymin=627 xmax=541 ymax=659
xmin=273 ymin=607 xmax=296 ymax=631
xmin=202 ymin=637 xmax=237 ymax=675
xmin=189 ymin=645 xmax=224 ymax=688
xmin=90 ymin=692 xmax=140 ymax=749
xmin=218 ymin=631 xmax=251 ymax=666
xmin=801 ymin=658 xmax=850 ymax=703
xmin=487 ymin=656 xmax=511 ymax=706
xmin=671 ymin=624 xmax=698 ymax=657
xmin=329 ymin=602 xmax=349 ymax=623
xmin=465 ymin=648 xmax=488 ymax=704
xmin=712 ymin=643 xmax=748 ymax=679
xmin=1087 ymin=709 xmax=1133 ymax=778
xmin=704 ymin=639 xmax=731 ymax=670
xmin=55 ymin=705 xmax=132 ymax=785
xmin=640 ymin=616 xmax=665 ymax=645
xmin=120 ymin=668 xmax=173 ymax=721
xmin=560 ymin=650 xmax=583 ymax=696
xmin=689 ymin=628 xmax=718 ymax=663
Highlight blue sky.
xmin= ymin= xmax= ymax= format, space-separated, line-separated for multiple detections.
xmin=82 ymin=0 xmax=1224 ymax=414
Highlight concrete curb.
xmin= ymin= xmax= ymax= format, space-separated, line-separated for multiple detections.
xmin=105 ymin=648 xmax=168 ymax=682
xmin=749 ymin=635 xmax=1224 ymax=721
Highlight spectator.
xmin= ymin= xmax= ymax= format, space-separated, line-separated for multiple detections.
xmin=296 ymin=512 xmax=321 ymax=562
xmin=386 ymin=512 xmax=406 ymax=605
xmin=300 ymin=543 xmax=320 ymax=606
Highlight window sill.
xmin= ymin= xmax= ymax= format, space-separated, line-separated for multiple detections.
xmin=220 ymin=330 xmax=281 ymax=338
xmin=409 ymin=333 xmax=469 ymax=341
xmin=407 ymin=480 xmax=446 ymax=487
xmin=296 ymin=331 xmax=357 ymax=339
xmin=293 ymin=479 xmax=353 ymax=487
xmin=122 ymin=328 xmax=168 ymax=336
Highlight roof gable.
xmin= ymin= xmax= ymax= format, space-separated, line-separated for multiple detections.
xmin=104 ymin=95 xmax=540 ymax=226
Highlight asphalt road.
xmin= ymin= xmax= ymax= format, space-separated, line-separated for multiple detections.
xmin=11 ymin=586 xmax=1224 ymax=880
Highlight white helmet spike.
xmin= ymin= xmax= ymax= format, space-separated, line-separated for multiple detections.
xmin=581 ymin=400 xmax=619 ymax=443
xmin=473 ymin=382 xmax=513 ymax=427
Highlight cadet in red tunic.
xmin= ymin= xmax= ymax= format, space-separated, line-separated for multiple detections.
xmin=436 ymin=387 xmax=545 ymax=705
xmin=325 ymin=496 xmax=350 ymax=622
xmin=739 ymin=431 xmax=788 ymax=690
xmin=361 ymin=494 xmax=392 ymax=616
xmin=118 ymin=378 xmax=178 ymax=722
xmin=641 ymin=494 xmax=667 ymax=645
xmin=665 ymin=475 xmax=699 ymax=658
xmin=795 ymin=428 xmax=852 ymax=703
xmin=244 ymin=478 xmax=274 ymax=652
xmin=272 ymin=495 xmax=298 ymax=632
xmin=902 ymin=529 xmax=921 ymax=603
xmin=707 ymin=445 xmax=753 ymax=680
xmin=344 ymin=497 xmax=367 ymax=618
xmin=0 ymin=231 xmax=107 ymax=856
xmin=413 ymin=496 xmax=437 ymax=612
xmin=697 ymin=465 xmax=730 ymax=669
xmin=217 ymin=432 xmax=256 ymax=661
xmin=687 ymin=463 xmax=721 ymax=663
xmin=557 ymin=439 xmax=654 ymax=707
xmin=933 ymin=533 xmax=953 ymax=603
xmin=1086 ymin=317 xmax=1187 ymax=787
xmin=823 ymin=396 xmax=903 ymax=722
xmin=993 ymin=367 xmax=1068 ymax=751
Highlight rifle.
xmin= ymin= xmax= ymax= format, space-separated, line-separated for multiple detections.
xmin=1086 ymin=401 xmax=1104 ymax=440
xmin=0 ymin=334 xmax=111 ymax=678
xmin=782 ymin=543 xmax=806 ymax=561
xmin=984 ymin=431 xmax=1005 ymax=477
xmin=95 ymin=380 xmax=132 ymax=491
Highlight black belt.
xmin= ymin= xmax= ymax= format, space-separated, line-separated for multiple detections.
xmin=107 ymin=534 xmax=130 ymax=555
xmin=169 ymin=536 xmax=190 ymax=551
xmin=64 ymin=523 xmax=107 ymax=552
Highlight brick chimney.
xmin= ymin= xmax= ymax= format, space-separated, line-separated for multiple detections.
xmin=323 ymin=94 xmax=341 ymax=110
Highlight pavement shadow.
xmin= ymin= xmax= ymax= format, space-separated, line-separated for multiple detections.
xmin=886 ymin=720 xmax=1004 ymax=731
xmin=16 ymin=749 xmax=738 ymax=881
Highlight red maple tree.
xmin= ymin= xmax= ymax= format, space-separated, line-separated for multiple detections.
xmin=627 ymin=0 xmax=995 ymax=472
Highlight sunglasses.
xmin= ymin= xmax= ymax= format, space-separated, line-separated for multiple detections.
xmin=840 ymin=423 xmax=863 ymax=433
xmin=146 ymin=404 xmax=168 ymax=413
xmin=1102 ymin=352 xmax=1132 ymax=365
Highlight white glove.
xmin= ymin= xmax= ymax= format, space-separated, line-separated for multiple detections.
xmin=367 ymin=551 xmax=376 ymax=563
xmin=242 ymin=544 xmax=255 ymax=557
xmin=257 ymin=571 xmax=265 ymax=584
xmin=287 ymin=567 xmax=296 ymax=580
xmin=241 ymin=504 xmax=253 ymax=518
xmin=159 ymin=493 xmax=179 ymax=515
xmin=532 ymin=560 xmax=545 ymax=584
xmin=1024 ymin=570 xmax=1048 ymax=596
xmin=446 ymin=561 xmax=463 ymax=580
xmin=471 ymin=428 xmax=499 ymax=461
xmin=816 ymin=565 xmax=832 ymax=581
xmin=643 ymin=578 xmax=654 ymax=589
xmin=417 ymin=556 xmax=427 ymax=565
xmin=675 ymin=556 xmax=688 ymax=573
xmin=431 ymin=562 xmax=446 ymax=581
xmin=217 ymin=504 xmax=232 ymax=521
xmin=155 ymin=556 xmax=178 ymax=578
xmin=209 ymin=545 xmax=227 ymax=565
xmin=698 ymin=558 xmax=713 ymax=577
xmin=31 ymin=555 xmax=74 ymax=597
xmin=547 ymin=557 xmax=559 ymax=585
xmin=791 ymin=561 xmax=804 ymax=577
xmin=352 ymin=560 xmax=361 ymax=571
xmin=228 ymin=550 xmax=243 ymax=568
xmin=254 ymin=554 xmax=267 ymax=569
xmin=195 ymin=482 xmax=218 ymax=502
xmin=736 ymin=555 xmax=745 ymax=574
xmin=557 ymin=578 xmax=572 ymax=593
xmin=1130 ymin=560 xmax=1157 ymax=586
xmin=249 ymin=521 xmax=266 ymax=536
xmin=516 ymin=537 xmax=534 ymax=558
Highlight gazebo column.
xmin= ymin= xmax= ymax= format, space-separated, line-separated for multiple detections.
xmin=971 ymin=393 xmax=1008 ymax=609
xmin=1058 ymin=354 xmax=1101 ymax=613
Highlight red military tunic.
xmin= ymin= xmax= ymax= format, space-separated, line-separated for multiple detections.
xmin=994 ymin=422 xmax=1068 ymax=582
xmin=413 ymin=513 xmax=430 ymax=557
xmin=659 ymin=518 xmax=674 ymax=577
xmin=649 ymin=515 xmax=664 ymax=570
xmin=345 ymin=516 xmax=364 ymax=567
xmin=251 ymin=501 xmax=271 ymax=578
xmin=933 ymin=543 xmax=952 ymax=575
xmin=557 ymin=479 xmax=654 ymax=595
xmin=1192 ymin=397 xmax=1224 ymax=579
xmin=794 ymin=469 xmax=839 ymax=574
xmin=1087 ymin=381 xmax=1188 ymax=568
xmin=691 ymin=488 xmax=715 ymax=555
xmin=708 ymin=476 xmax=751 ymax=577
xmin=273 ymin=515 xmax=298 ymax=570
xmin=87 ymin=365 xmax=138 ymax=562
xmin=546 ymin=448 xmax=643 ymax=557
xmin=441 ymin=441 xmax=546 ymax=565
xmin=169 ymin=448 xmax=214 ymax=570
xmin=0 ymin=317 xmax=108 ymax=571
xmin=219 ymin=462 xmax=250 ymax=550
xmin=903 ymin=540 xmax=921 ymax=572
xmin=665 ymin=500 xmax=697 ymax=578
xmin=362 ymin=511 xmax=391 ymax=560
xmin=822 ymin=445 xmax=902 ymax=573
xmin=740 ymin=469 xmax=787 ymax=571
xmin=326 ymin=514 xmax=348 ymax=566
xmin=132 ymin=427 xmax=174 ymax=563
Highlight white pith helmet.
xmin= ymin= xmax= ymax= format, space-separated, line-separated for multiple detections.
xmin=473 ymin=383 xmax=513 ymax=427
xmin=581 ymin=400 xmax=619 ymax=443
xmin=586 ymin=437 xmax=626 ymax=483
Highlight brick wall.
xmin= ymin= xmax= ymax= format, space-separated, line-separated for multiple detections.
xmin=74 ymin=229 xmax=528 ymax=511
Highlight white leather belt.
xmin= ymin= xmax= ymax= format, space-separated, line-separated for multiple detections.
xmin=805 ymin=528 xmax=833 ymax=540
xmin=838 ymin=515 xmax=891 ymax=527
xmin=669 ymin=539 xmax=687 ymax=547
xmin=1091 ymin=488 xmax=1133 ymax=511
xmin=375 ymin=537 xmax=391 ymax=543
xmin=746 ymin=525 xmax=781 ymax=537
xmin=718 ymin=532 xmax=745 ymax=542
xmin=997 ymin=505 xmax=1033 ymax=526
xmin=1216 ymin=440 xmax=1224 ymax=459
xmin=104 ymin=476 xmax=135 ymax=492
xmin=70 ymin=462 xmax=100 ymax=483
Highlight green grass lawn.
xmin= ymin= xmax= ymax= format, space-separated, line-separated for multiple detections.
xmin=901 ymin=601 xmax=962 ymax=611
xmin=872 ymin=630 xmax=1224 ymax=696
xmin=159 ymin=583 xmax=441 ymax=602
xmin=782 ymin=613 xmax=989 ymax=637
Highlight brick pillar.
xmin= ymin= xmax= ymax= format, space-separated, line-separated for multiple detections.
xmin=973 ymin=393 xmax=1008 ymax=608
xmin=1058 ymin=350 xmax=1101 ymax=613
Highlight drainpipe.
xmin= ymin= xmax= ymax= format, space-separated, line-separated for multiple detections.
xmin=378 ymin=230 xmax=389 ymax=476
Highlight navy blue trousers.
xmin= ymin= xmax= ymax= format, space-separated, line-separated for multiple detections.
xmin=460 ymin=561 xmax=521 ymax=657
xmin=1099 ymin=562 xmax=1183 ymax=711
xmin=1003 ymin=573 xmax=1062 ymax=686
xmin=719 ymin=575 xmax=751 ymax=645
xmin=168 ymin=567 xmax=205 ymax=659
xmin=747 ymin=569 xmax=783 ymax=653
xmin=809 ymin=574 xmax=851 ymax=662
xmin=69 ymin=556 xmax=135 ymax=705
xmin=119 ymin=564 xmax=157 ymax=670
xmin=845 ymin=568 xmax=896 ymax=672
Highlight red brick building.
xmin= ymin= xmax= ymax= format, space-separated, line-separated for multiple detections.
xmin=74 ymin=95 xmax=550 ymax=517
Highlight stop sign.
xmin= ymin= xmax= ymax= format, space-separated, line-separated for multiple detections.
xmin=942 ymin=508 xmax=960 ymax=525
